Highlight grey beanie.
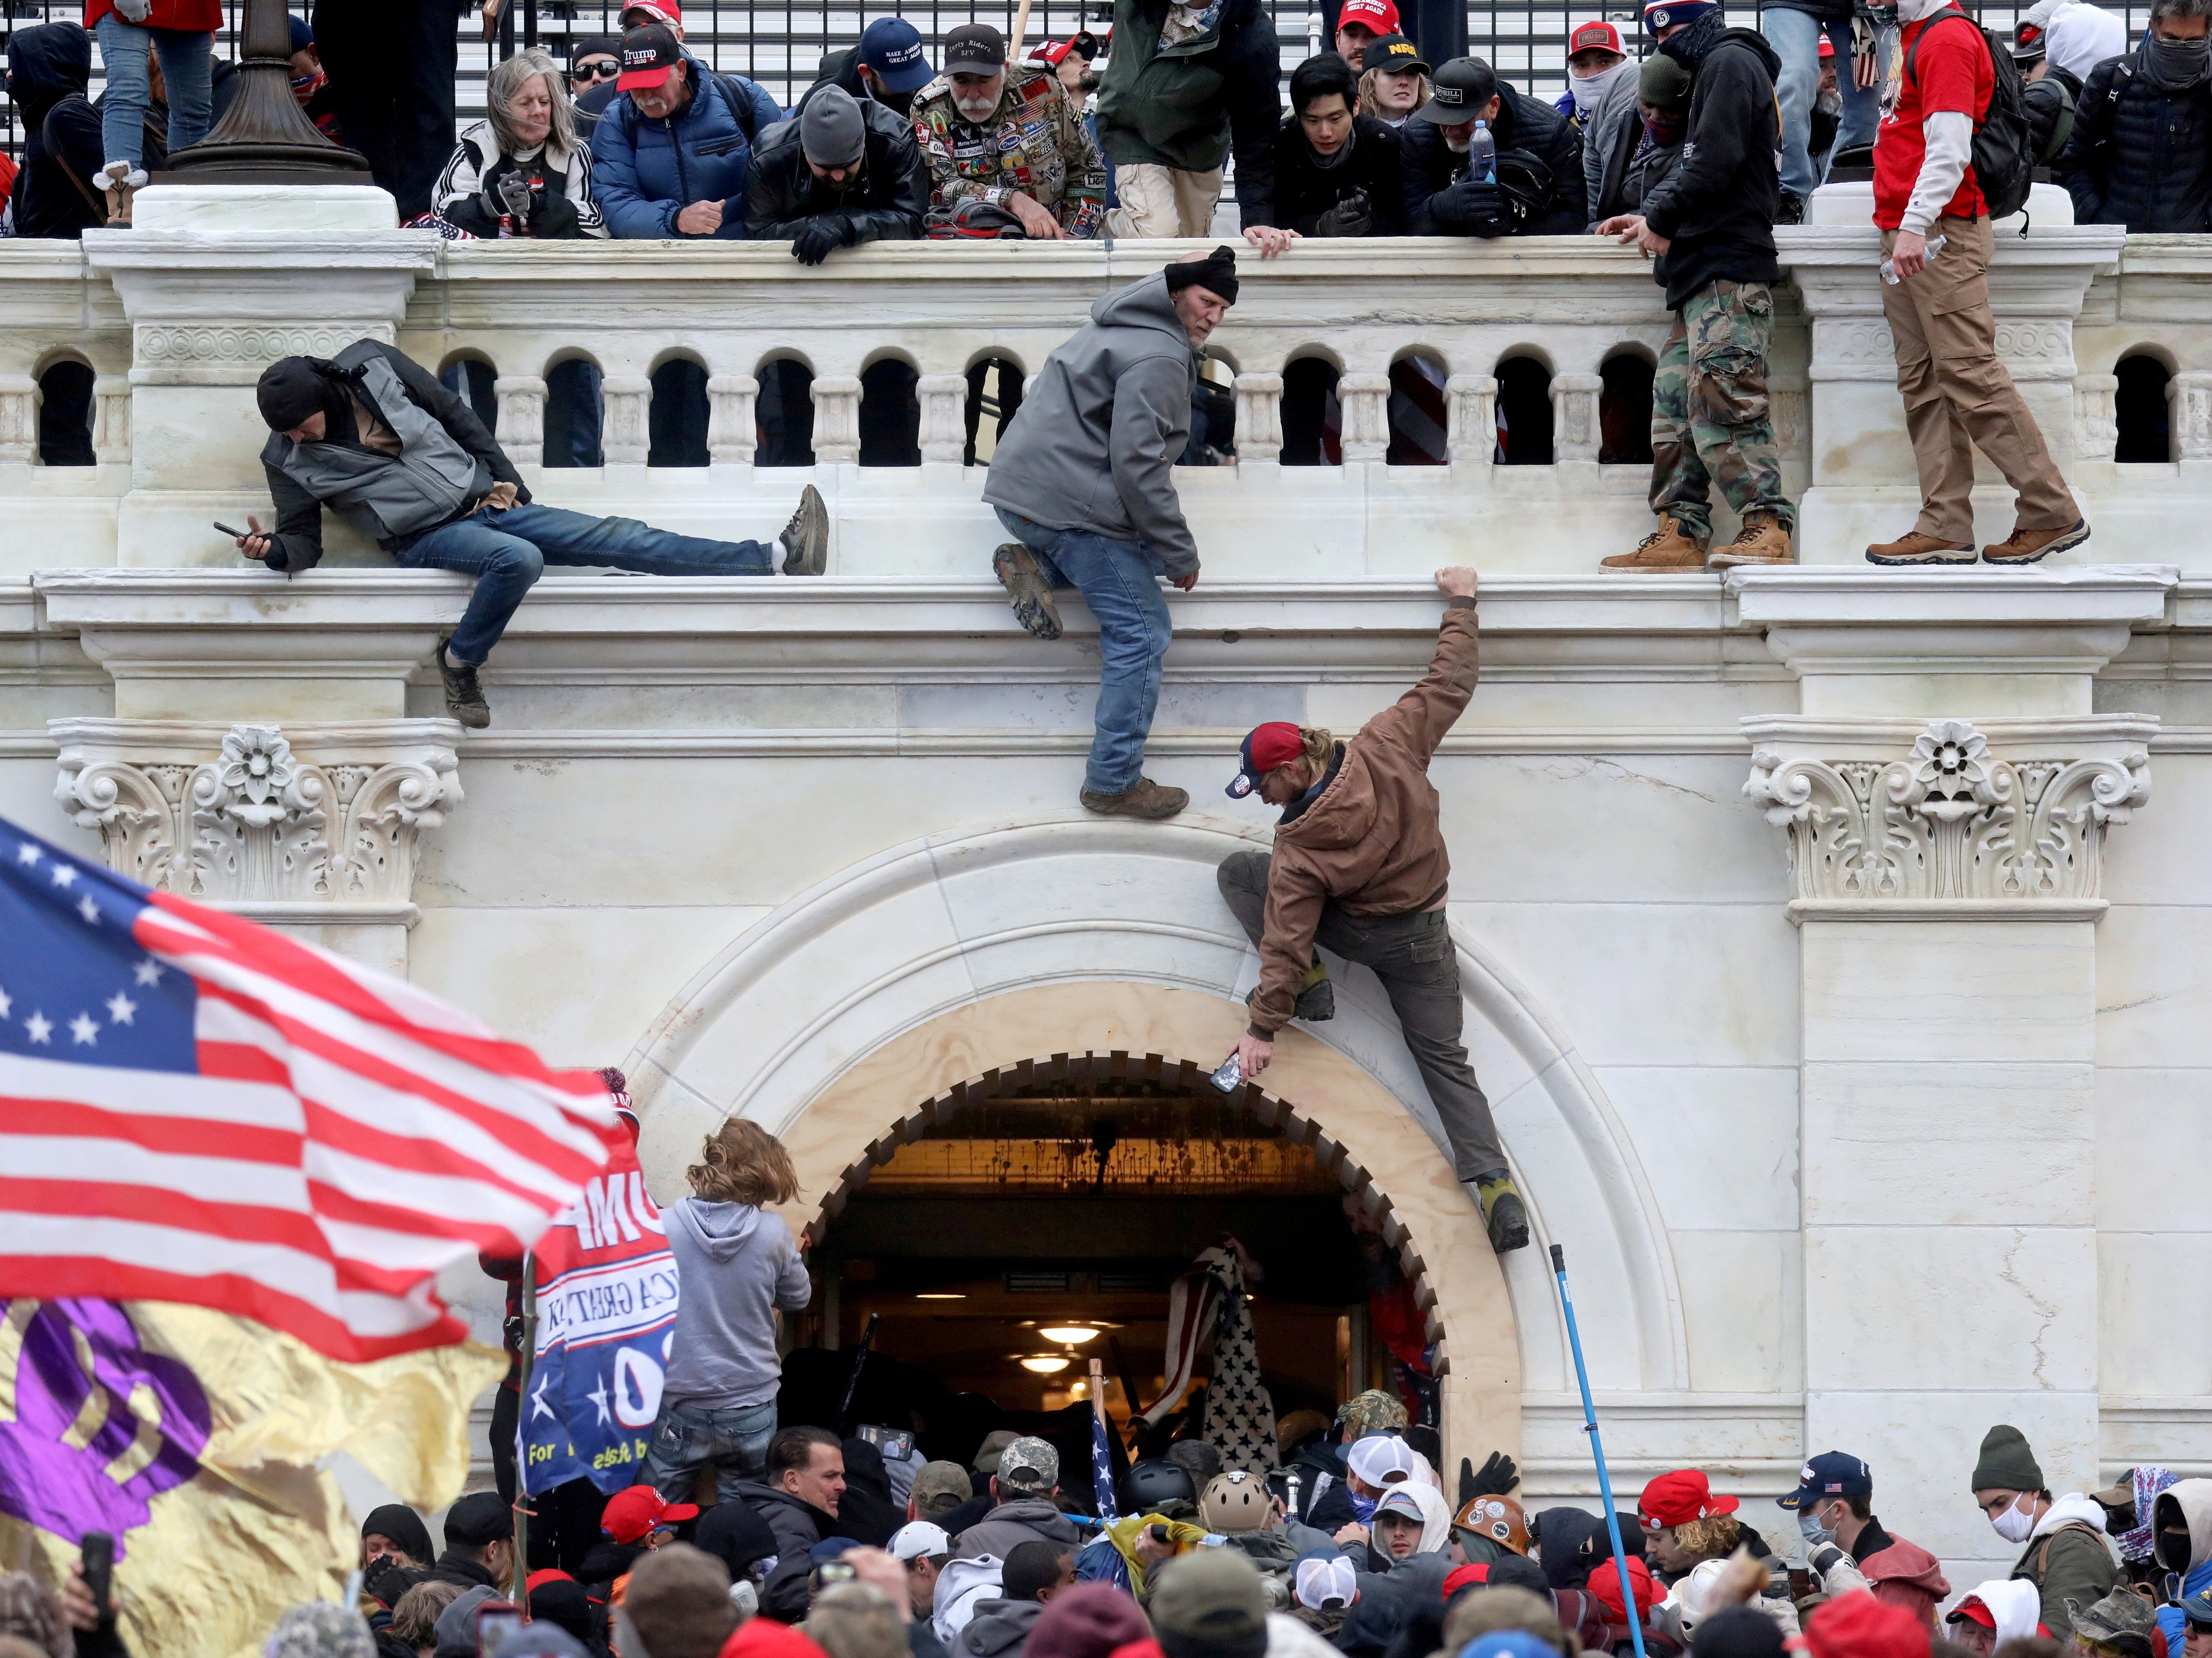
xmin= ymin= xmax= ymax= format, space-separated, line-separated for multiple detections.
xmin=1972 ymin=1425 xmax=2044 ymax=1493
xmin=802 ymin=84 xmax=868 ymax=166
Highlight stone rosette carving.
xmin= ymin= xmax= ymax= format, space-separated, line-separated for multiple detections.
xmin=53 ymin=719 xmax=461 ymax=908
xmin=1744 ymin=717 xmax=2151 ymax=904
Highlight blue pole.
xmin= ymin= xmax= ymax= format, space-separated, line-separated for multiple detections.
xmin=1551 ymin=1244 xmax=1648 ymax=1658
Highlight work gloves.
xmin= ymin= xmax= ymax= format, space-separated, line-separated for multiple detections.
xmin=1439 ymin=175 xmax=1508 ymax=238
xmin=1460 ymin=1450 xmax=1521 ymax=1504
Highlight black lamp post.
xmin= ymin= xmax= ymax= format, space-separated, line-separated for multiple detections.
xmin=160 ymin=0 xmax=373 ymax=183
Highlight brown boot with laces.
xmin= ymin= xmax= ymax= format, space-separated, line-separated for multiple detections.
xmin=1708 ymin=513 xmax=1795 ymax=568
xmin=1600 ymin=515 xmax=1710 ymax=572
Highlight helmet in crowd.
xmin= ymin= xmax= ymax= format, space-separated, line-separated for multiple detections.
xmin=1452 ymin=1494 xmax=1530 ymax=1556
xmin=1122 ymin=1458 xmax=1199 ymax=1514
xmin=1200 ymin=1470 xmax=1272 ymax=1534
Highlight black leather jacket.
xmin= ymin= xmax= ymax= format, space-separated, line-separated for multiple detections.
xmin=744 ymin=95 xmax=929 ymax=243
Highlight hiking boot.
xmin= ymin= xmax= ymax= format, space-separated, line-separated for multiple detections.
xmin=779 ymin=484 xmax=828 ymax=574
xmin=1600 ymin=515 xmax=1709 ymax=572
xmin=993 ymin=543 xmax=1063 ymax=640
xmin=1776 ymin=191 xmax=1807 ymax=227
xmin=1982 ymin=518 xmax=2091 ymax=565
xmin=1865 ymin=530 xmax=1976 ymax=566
xmin=1079 ymin=779 xmax=1187 ymax=820
xmin=438 ymin=642 xmax=491 ymax=730
xmin=1707 ymin=513 xmax=1795 ymax=568
xmin=1474 ymin=1172 xmax=1531 ymax=1254
xmin=1294 ymin=962 xmax=1336 ymax=1023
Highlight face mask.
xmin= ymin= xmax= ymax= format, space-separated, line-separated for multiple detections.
xmin=2145 ymin=32 xmax=2212 ymax=90
xmin=1799 ymin=1507 xmax=1837 ymax=1549
xmin=1991 ymin=1494 xmax=2036 ymax=1545
xmin=1641 ymin=107 xmax=1686 ymax=144
xmin=1896 ymin=0 xmax=1949 ymax=23
xmin=1568 ymin=65 xmax=1615 ymax=116
xmin=290 ymin=66 xmax=326 ymax=105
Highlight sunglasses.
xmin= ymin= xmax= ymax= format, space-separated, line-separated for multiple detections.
xmin=572 ymin=59 xmax=620 ymax=78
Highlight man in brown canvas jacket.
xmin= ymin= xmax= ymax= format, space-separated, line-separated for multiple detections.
xmin=1215 ymin=566 xmax=1529 ymax=1254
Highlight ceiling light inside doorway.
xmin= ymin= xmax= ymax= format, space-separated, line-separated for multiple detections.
xmin=1019 ymin=1355 xmax=1072 ymax=1374
xmin=1040 ymin=1326 xmax=1100 ymax=1344
xmin=915 ymin=1293 xmax=965 ymax=1300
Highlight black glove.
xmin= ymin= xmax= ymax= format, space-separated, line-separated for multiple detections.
xmin=1460 ymin=1450 xmax=1520 ymax=1504
xmin=1312 ymin=188 xmax=1373 ymax=236
xmin=792 ymin=216 xmax=853 ymax=266
xmin=362 ymin=1557 xmax=423 ymax=1611
xmin=1440 ymin=176 xmax=1507 ymax=237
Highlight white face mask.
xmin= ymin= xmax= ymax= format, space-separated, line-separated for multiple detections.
xmin=1896 ymin=0 xmax=1949 ymax=23
xmin=1991 ymin=1493 xmax=2037 ymax=1544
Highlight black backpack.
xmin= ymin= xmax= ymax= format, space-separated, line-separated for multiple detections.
xmin=1904 ymin=9 xmax=2035 ymax=223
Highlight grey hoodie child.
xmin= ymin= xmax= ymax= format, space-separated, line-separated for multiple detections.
xmin=661 ymin=1197 xmax=812 ymax=1409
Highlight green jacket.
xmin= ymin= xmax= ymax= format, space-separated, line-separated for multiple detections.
xmin=2011 ymin=1512 xmax=2119 ymax=1640
xmin=1095 ymin=0 xmax=1279 ymax=210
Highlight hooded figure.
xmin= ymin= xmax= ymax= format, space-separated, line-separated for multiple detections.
xmin=362 ymin=1504 xmax=437 ymax=1570
xmin=838 ymin=1437 xmax=903 ymax=1548
xmin=655 ymin=1193 xmax=812 ymax=1476
xmin=5 ymin=23 xmax=103 ymax=240
xmin=2152 ymin=1480 xmax=2212 ymax=1658
xmin=1949 ymin=1580 xmax=2045 ymax=1650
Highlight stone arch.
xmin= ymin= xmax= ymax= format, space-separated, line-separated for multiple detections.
xmin=625 ymin=812 xmax=1689 ymax=1452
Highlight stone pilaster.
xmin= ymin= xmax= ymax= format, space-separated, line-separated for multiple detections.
xmin=1732 ymin=565 xmax=2170 ymax=1589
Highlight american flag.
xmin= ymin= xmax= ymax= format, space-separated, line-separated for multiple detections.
xmin=0 ymin=816 xmax=621 ymax=1363
xmin=1092 ymin=1398 xmax=1120 ymax=1523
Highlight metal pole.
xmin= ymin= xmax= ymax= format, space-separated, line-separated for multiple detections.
xmin=511 ymin=1252 xmax=539 ymax=1606
xmin=1550 ymin=1244 xmax=1647 ymax=1658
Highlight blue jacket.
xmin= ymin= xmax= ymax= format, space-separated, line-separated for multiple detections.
xmin=589 ymin=52 xmax=785 ymax=239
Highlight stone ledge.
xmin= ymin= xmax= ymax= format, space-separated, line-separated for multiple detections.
xmin=1788 ymin=899 xmax=2111 ymax=924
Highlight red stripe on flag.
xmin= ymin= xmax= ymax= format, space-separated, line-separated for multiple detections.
xmin=0 ymin=1094 xmax=302 ymax=1163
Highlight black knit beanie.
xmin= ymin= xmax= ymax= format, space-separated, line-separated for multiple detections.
xmin=1164 ymin=244 xmax=1239 ymax=304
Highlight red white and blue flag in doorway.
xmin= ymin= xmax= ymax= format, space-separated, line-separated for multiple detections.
xmin=0 ymin=816 xmax=623 ymax=1363
xmin=1092 ymin=1403 xmax=1120 ymax=1522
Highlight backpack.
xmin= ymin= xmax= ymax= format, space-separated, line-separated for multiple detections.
xmin=1904 ymin=9 xmax=2035 ymax=223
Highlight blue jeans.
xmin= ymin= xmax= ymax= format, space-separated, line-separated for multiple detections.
xmin=92 ymin=14 xmax=214 ymax=170
xmin=644 ymin=1397 xmax=777 ymax=1505
xmin=1762 ymin=8 xmax=1883 ymax=202
xmin=995 ymin=506 xmax=1173 ymax=796
xmin=397 ymin=501 xmax=775 ymax=665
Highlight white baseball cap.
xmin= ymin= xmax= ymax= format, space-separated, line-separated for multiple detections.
xmin=1347 ymin=1434 xmax=1419 ymax=1488
xmin=889 ymin=1521 xmax=951 ymax=1563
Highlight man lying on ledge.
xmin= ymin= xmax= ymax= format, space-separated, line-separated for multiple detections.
xmin=237 ymin=339 xmax=828 ymax=731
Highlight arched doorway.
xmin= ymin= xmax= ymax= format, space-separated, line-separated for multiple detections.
xmin=626 ymin=812 xmax=1691 ymax=1470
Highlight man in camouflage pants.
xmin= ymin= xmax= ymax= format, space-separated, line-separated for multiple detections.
xmin=910 ymin=23 xmax=1108 ymax=238
xmin=1597 ymin=0 xmax=1796 ymax=570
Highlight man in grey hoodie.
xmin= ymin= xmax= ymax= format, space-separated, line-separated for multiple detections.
xmin=645 ymin=1121 xmax=813 ymax=1503
xmin=982 ymin=245 xmax=1240 ymax=823
xmin=952 ymin=1437 xmax=1085 ymax=1563
xmin=956 ymin=1540 xmax=1078 ymax=1658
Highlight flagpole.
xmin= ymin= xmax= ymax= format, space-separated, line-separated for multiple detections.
xmin=511 ymin=1252 xmax=538 ymax=1608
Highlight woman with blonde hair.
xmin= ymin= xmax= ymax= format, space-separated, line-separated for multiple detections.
xmin=432 ymin=47 xmax=607 ymax=237
xmin=644 ymin=1118 xmax=811 ymax=1502
xmin=1358 ymin=52 xmax=1431 ymax=126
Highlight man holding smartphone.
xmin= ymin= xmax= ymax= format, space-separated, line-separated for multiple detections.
xmin=1215 ymin=566 xmax=1529 ymax=1256
xmin=239 ymin=340 xmax=830 ymax=730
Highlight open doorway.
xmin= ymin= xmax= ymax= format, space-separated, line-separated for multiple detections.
xmin=775 ymin=1065 xmax=1420 ymax=1494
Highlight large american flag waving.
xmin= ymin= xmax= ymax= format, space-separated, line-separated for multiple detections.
xmin=0 ymin=816 xmax=622 ymax=1362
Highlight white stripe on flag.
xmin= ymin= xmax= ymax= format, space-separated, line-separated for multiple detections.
xmin=0 ymin=1049 xmax=304 ymax=1130
xmin=0 ymin=1135 xmax=312 ymax=1209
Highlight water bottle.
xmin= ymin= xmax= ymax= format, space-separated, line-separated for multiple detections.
xmin=1468 ymin=118 xmax=1496 ymax=184
xmin=1880 ymin=232 xmax=1946 ymax=285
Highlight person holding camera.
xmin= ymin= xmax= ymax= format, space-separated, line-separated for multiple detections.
xmin=432 ymin=48 xmax=607 ymax=238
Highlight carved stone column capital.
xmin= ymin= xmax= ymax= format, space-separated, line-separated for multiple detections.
xmin=1741 ymin=713 xmax=2155 ymax=920
xmin=51 ymin=717 xmax=463 ymax=931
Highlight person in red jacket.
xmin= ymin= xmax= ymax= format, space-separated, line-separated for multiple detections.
xmin=1865 ymin=0 xmax=2087 ymax=568
xmin=1779 ymin=1453 xmax=1953 ymax=1628
xmin=83 ymin=0 xmax=217 ymax=219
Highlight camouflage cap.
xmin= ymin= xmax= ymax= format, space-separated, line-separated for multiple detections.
xmin=997 ymin=1434 xmax=1060 ymax=1492
xmin=910 ymin=1460 xmax=973 ymax=1517
xmin=1334 ymin=1389 xmax=1408 ymax=1438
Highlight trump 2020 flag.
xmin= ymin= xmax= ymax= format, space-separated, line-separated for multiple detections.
xmin=522 ymin=1135 xmax=681 ymax=1495
xmin=0 ymin=816 xmax=623 ymax=1658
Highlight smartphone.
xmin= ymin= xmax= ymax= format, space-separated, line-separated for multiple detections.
xmin=213 ymin=522 xmax=247 ymax=538
xmin=1148 ymin=1523 xmax=1172 ymax=1544
xmin=812 ymin=1561 xmax=857 ymax=1592
xmin=1788 ymin=1568 xmax=1812 ymax=1599
xmin=474 ymin=1600 xmax=523 ymax=1655
xmin=1209 ymin=1050 xmax=1242 ymax=1093
xmin=80 ymin=1532 xmax=114 ymax=1622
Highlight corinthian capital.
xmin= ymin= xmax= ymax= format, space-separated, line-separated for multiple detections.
xmin=1741 ymin=715 xmax=2155 ymax=916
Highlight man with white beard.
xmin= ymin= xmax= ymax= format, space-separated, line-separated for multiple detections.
xmin=909 ymin=23 xmax=1109 ymax=238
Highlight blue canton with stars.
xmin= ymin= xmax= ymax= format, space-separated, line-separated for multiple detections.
xmin=0 ymin=818 xmax=199 ymax=1073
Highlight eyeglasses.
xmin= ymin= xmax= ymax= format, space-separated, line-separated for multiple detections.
xmin=572 ymin=59 xmax=620 ymax=79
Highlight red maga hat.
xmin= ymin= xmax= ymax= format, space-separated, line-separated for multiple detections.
xmin=1637 ymin=1469 xmax=1740 ymax=1531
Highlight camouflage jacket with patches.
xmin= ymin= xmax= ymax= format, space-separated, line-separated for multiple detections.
xmin=910 ymin=63 xmax=1108 ymax=236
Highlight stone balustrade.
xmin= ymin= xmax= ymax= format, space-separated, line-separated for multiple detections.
xmin=10 ymin=192 xmax=2212 ymax=577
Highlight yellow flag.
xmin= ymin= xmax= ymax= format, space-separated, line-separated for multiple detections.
xmin=0 ymin=1298 xmax=506 ymax=1658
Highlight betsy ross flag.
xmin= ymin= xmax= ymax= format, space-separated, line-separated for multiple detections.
xmin=0 ymin=814 xmax=624 ymax=1359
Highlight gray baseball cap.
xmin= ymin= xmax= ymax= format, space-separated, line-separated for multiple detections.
xmin=997 ymin=1435 xmax=1060 ymax=1492
xmin=802 ymin=84 xmax=868 ymax=166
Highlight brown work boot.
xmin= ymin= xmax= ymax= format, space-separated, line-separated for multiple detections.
xmin=993 ymin=543 xmax=1063 ymax=640
xmin=1865 ymin=530 xmax=1976 ymax=566
xmin=1982 ymin=518 xmax=2091 ymax=565
xmin=1079 ymin=779 xmax=1188 ymax=821
xmin=1599 ymin=515 xmax=1709 ymax=572
xmin=1707 ymin=513 xmax=1795 ymax=568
